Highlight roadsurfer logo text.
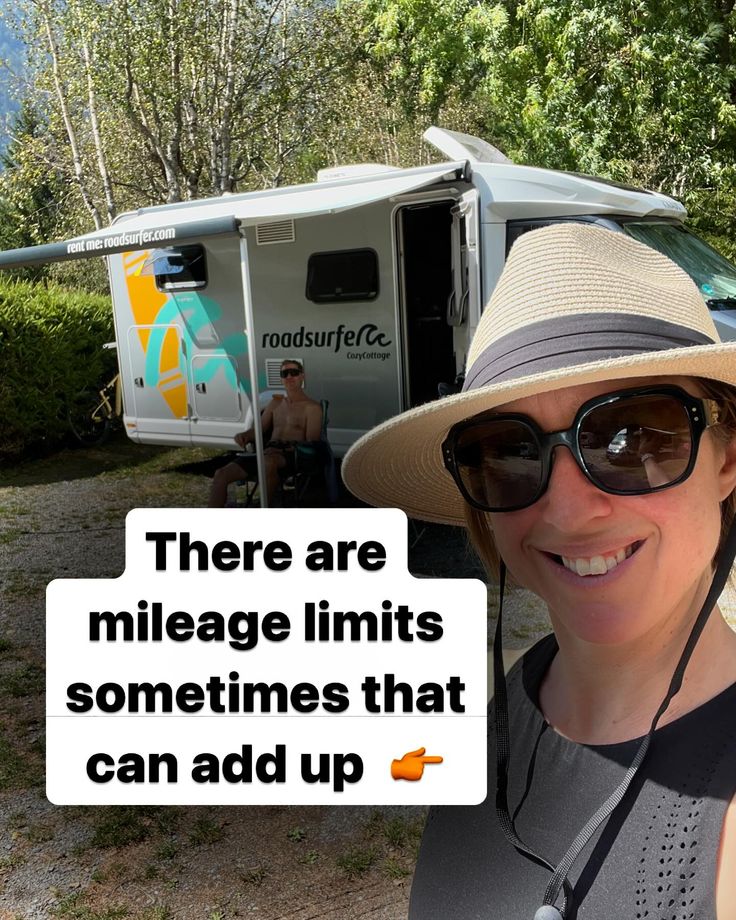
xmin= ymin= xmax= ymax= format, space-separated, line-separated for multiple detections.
xmin=261 ymin=324 xmax=391 ymax=354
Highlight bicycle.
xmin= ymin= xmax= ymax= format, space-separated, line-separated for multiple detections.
xmin=67 ymin=343 xmax=122 ymax=446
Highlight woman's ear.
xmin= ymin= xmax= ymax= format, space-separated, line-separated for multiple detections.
xmin=717 ymin=436 xmax=736 ymax=501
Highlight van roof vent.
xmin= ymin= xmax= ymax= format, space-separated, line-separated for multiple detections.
xmin=256 ymin=219 xmax=296 ymax=245
xmin=317 ymin=164 xmax=400 ymax=182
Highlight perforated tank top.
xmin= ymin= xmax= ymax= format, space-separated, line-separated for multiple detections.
xmin=410 ymin=634 xmax=736 ymax=920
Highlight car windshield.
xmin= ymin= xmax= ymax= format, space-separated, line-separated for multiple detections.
xmin=621 ymin=222 xmax=736 ymax=309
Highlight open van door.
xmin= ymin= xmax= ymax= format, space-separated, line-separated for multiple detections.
xmin=449 ymin=188 xmax=481 ymax=340
xmin=398 ymin=200 xmax=456 ymax=406
xmin=397 ymin=186 xmax=481 ymax=406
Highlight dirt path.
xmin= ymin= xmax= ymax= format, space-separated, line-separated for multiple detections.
xmin=10 ymin=438 xmax=733 ymax=919
xmin=0 ymin=438 xmax=556 ymax=920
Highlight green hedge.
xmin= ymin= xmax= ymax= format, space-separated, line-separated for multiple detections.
xmin=0 ymin=278 xmax=113 ymax=457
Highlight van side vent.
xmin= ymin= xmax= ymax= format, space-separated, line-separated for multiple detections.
xmin=265 ymin=360 xmax=285 ymax=389
xmin=256 ymin=220 xmax=296 ymax=245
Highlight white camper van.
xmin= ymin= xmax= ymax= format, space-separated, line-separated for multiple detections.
xmin=4 ymin=127 xmax=736 ymax=499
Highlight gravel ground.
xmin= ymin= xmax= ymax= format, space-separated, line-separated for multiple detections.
xmin=2 ymin=437 xmax=733 ymax=920
xmin=0 ymin=438 xmax=553 ymax=920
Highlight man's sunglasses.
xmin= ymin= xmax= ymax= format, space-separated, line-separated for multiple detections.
xmin=280 ymin=367 xmax=302 ymax=378
xmin=442 ymin=385 xmax=721 ymax=513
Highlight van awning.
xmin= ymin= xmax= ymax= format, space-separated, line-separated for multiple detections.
xmin=0 ymin=160 xmax=467 ymax=269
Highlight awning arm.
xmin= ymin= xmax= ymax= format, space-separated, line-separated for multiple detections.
xmin=238 ymin=229 xmax=269 ymax=508
xmin=0 ymin=216 xmax=240 ymax=270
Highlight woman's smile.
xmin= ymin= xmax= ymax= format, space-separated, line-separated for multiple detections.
xmin=538 ymin=539 xmax=644 ymax=579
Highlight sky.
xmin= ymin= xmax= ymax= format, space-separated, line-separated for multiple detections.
xmin=0 ymin=13 xmax=25 ymax=152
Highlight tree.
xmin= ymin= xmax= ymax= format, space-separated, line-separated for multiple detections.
xmin=0 ymin=101 xmax=67 ymax=278
xmin=353 ymin=0 xmax=736 ymax=248
xmin=12 ymin=0 xmax=348 ymax=234
xmin=8 ymin=0 xmax=736 ymax=259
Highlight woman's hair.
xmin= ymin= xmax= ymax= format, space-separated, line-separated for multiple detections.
xmin=463 ymin=377 xmax=736 ymax=581
xmin=697 ymin=377 xmax=736 ymax=563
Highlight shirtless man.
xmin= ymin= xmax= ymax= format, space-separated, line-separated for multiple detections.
xmin=208 ymin=359 xmax=322 ymax=506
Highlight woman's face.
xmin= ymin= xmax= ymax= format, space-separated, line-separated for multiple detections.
xmin=489 ymin=376 xmax=736 ymax=646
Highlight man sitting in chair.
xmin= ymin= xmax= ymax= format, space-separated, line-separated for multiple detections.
xmin=209 ymin=359 xmax=323 ymax=507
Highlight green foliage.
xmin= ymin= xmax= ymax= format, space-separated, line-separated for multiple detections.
xmin=685 ymin=179 xmax=736 ymax=263
xmin=88 ymin=806 xmax=160 ymax=849
xmin=51 ymin=891 xmax=128 ymax=920
xmin=187 ymin=816 xmax=224 ymax=846
xmin=357 ymin=0 xmax=507 ymax=118
xmin=486 ymin=0 xmax=735 ymax=181
xmin=241 ymin=865 xmax=268 ymax=885
xmin=3 ymin=0 xmax=736 ymax=288
xmin=154 ymin=839 xmax=179 ymax=861
xmin=383 ymin=856 xmax=411 ymax=878
xmin=298 ymin=849 xmax=320 ymax=865
xmin=0 ymin=725 xmax=31 ymax=791
xmin=139 ymin=909 xmax=173 ymax=920
xmin=0 ymin=16 xmax=24 ymax=149
xmin=335 ymin=844 xmax=378 ymax=877
xmin=0 ymin=663 xmax=45 ymax=697
xmin=366 ymin=809 xmax=425 ymax=852
xmin=11 ymin=0 xmax=350 ymax=232
xmin=350 ymin=0 xmax=736 ymax=249
xmin=0 ymin=102 xmax=66 ymax=276
xmin=0 ymin=277 xmax=112 ymax=457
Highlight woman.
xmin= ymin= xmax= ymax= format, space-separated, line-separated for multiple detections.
xmin=342 ymin=224 xmax=736 ymax=919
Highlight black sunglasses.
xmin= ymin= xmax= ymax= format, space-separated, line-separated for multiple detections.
xmin=280 ymin=367 xmax=302 ymax=378
xmin=442 ymin=385 xmax=721 ymax=513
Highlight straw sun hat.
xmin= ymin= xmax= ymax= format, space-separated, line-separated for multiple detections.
xmin=342 ymin=222 xmax=736 ymax=525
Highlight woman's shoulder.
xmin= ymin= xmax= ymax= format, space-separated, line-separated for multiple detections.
xmin=486 ymin=633 xmax=557 ymax=704
xmin=514 ymin=633 xmax=557 ymax=699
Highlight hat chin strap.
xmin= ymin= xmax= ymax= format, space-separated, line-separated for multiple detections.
xmin=493 ymin=517 xmax=736 ymax=919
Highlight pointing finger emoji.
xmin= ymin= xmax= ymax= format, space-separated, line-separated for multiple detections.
xmin=391 ymin=746 xmax=443 ymax=781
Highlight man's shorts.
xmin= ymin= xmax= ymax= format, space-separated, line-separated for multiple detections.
xmin=232 ymin=441 xmax=297 ymax=477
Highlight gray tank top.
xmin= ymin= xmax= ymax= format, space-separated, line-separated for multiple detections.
xmin=410 ymin=634 xmax=736 ymax=920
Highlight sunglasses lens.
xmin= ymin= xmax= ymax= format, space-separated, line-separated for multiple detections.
xmin=449 ymin=390 xmax=699 ymax=512
xmin=453 ymin=419 xmax=543 ymax=510
xmin=579 ymin=393 xmax=693 ymax=492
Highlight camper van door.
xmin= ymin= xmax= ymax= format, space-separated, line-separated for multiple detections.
xmin=110 ymin=238 xmax=251 ymax=446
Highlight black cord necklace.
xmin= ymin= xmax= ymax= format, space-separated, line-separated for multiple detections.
xmin=493 ymin=519 xmax=736 ymax=919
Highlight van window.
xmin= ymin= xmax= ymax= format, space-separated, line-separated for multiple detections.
xmin=620 ymin=221 xmax=736 ymax=307
xmin=506 ymin=217 xmax=619 ymax=256
xmin=306 ymin=249 xmax=378 ymax=303
xmin=152 ymin=244 xmax=207 ymax=291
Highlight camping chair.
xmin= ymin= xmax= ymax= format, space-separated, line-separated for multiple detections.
xmin=227 ymin=390 xmax=278 ymax=507
xmin=228 ymin=454 xmax=259 ymax=507
xmin=278 ymin=399 xmax=338 ymax=506
xmin=230 ymin=399 xmax=337 ymax=507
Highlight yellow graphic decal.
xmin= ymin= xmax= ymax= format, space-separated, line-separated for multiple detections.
xmin=123 ymin=249 xmax=188 ymax=419
xmin=123 ymin=250 xmax=168 ymax=352
xmin=124 ymin=251 xmax=150 ymax=275
xmin=158 ymin=326 xmax=188 ymax=417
